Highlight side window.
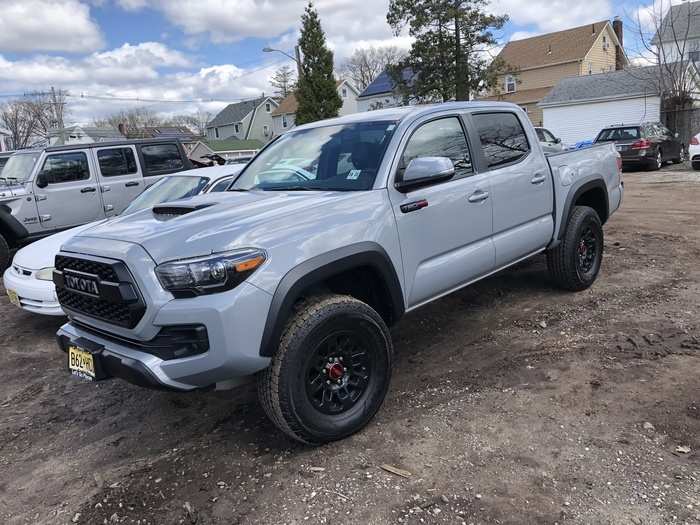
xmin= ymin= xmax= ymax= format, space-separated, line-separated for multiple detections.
xmin=209 ymin=178 xmax=233 ymax=192
xmin=400 ymin=117 xmax=473 ymax=179
xmin=141 ymin=144 xmax=184 ymax=175
xmin=39 ymin=152 xmax=90 ymax=184
xmin=474 ymin=112 xmax=530 ymax=168
xmin=535 ymin=129 xmax=546 ymax=142
xmin=97 ymin=148 xmax=137 ymax=177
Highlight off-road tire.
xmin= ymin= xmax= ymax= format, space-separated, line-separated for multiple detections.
xmin=257 ymin=294 xmax=393 ymax=445
xmin=0 ymin=233 xmax=9 ymax=272
xmin=547 ymin=206 xmax=604 ymax=292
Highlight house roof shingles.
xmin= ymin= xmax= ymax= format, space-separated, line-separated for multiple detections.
xmin=539 ymin=66 xmax=661 ymax=107
xmin=208 ymin=97 xmax=267 ymax=128
xmin=653 ymin=1 xmax=700 ymax=44
xmin=497 ymin=21 xmax=611 ymax=71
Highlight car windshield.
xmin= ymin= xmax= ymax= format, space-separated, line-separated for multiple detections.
xmin=122 ymin=175 xmax=210 ymax=215
xmin=1 ymin=153 xmax=41 ymax=183
xmin=596 ymin=127 xmax=641 ymax=142
xmin=231 ymin=121 xmax=397 ymax=191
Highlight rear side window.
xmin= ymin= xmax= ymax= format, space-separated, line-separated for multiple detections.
xmin=474 ymin=113 xmax=530 ymax=168
xmin=97 ymin=148 xmax=137 ymax=177
xmin=208 ymin=178 xmax=233 ymax=192
xmin=400 ymin=117 xmax=473 ymax=178
xmin=141 ymin=144 xmax=184 ymax=175
xmin=39 ymin=152 xmax=90 ymax=184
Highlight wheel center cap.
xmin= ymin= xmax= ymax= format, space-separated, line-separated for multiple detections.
xmin=327 ymin=362 xmax=345 ymax=381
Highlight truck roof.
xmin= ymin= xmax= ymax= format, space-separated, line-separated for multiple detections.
xmin=292 ymin=101 xmax=522 ymax=132
xmin=15 ymin=138 xmax=185 ymax=155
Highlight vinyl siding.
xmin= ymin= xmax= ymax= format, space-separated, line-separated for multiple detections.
xmin=246 ymin=101 xmax=275 ymax=143
xmin=542 ymin=96 xmax=662 ymax=145
xmin=660 ymin=38 xmax=700 ymax=63
xmin=497 ymin=61 xmax=581 ymax=94
xmin=580 ymin=26 xmax=620 ymax=76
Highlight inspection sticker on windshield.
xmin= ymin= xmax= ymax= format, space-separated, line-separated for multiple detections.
xmin=347 ymin=169 xmax=362 ymax=180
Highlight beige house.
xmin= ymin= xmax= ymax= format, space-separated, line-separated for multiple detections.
xmin=482 ymin=19 xmax=627 ymax=126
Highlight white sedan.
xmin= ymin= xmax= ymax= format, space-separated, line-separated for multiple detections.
xmin=690 ymin=133 xmax=699 ymax=171
xmin=3 ymin=165 xmax=244 ymax=315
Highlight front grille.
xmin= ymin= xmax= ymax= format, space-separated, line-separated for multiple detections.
xmin=54 ymin=254 xmax=145 ymax=329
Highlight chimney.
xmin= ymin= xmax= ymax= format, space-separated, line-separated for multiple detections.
xmin=118 ymin=122 xmax=127 ymax=137
xmin=612 ymin=16 xmax=624 ymax=70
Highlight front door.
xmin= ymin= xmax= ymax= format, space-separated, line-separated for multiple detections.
xmin=472 ymin=112 xmax=554 ymax=267
xmin=389 ymin=115 xmax=495 ymax=308
xmin=34 ymin=150 xmax=105 ymax=230
xmin=95 ymin=145 xmax=144 ymax=216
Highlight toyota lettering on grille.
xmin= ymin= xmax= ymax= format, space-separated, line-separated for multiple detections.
xmin=64 ymin=272 xmax=101 ymax=297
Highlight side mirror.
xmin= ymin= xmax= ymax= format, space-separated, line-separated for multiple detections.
xmin=555 ymin=137 xmax=562 ymax=144
xmin=35 ymin=173 xmax=48 ymax=189
xmin=396 ymin=157 xmax=455 ymax=192
xmin=675 ymin=132 xmax=680 ymax=138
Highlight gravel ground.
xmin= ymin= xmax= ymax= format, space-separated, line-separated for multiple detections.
xmin=0 ymin=165 xmax=698 ymax=525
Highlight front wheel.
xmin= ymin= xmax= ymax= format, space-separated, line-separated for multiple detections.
xmin=547 ymin=206 xmax=604 ymax=291
xmin=672 ymin=147 xmax=686 ymax=164
xmin=257 ymin=294 xmax=393 ymax=445
xmin=693 ymin=161 xmax=700 ymax=171
xmin=0 ymin=233 xmax=9 ymax=272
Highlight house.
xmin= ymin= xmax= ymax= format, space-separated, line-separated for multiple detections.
xmin=652 ymin=1 xmax=700 ymax=63
xmin=45 ymin=125 xmax=124 ymax=146
xmin=206 ymin=96 xmax=278 ymax=144
xmin=189 ymin=138 xmax=264 ymax=163
xmin=271 ymin=80 xmax=360 ymax=135
xmin=357 ymin=68 xmax=416 ymax=111
xmin=480 ymin=19 xmax=627 ymax=126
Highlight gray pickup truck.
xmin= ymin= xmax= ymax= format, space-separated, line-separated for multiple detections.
xmin=54 ymin=102 xmax=623 ymax=444
xmin=0 ymin=139 xmax=192 ymax=270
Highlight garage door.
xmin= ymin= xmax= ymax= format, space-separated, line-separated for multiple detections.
xmin=542 ymin=96 xmax=661 ymax=145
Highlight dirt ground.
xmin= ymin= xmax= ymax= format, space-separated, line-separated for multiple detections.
xmin=0 ymin=166 xmax=698 ymax=525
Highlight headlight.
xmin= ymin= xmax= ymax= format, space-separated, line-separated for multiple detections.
xmin=155 ymin=248 xmax=266 ymax=297
xmin=35 ymin=267 xmax=55 ymax=281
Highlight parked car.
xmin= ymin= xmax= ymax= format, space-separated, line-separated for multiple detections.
xmin=3 ymin=165 xmax=243 ymax=316
xmin=534 ymin=127 xmax=564 ymax=154
xmin=594 ymin=122 xmax=685 ymax=171
xmin=53 ymin=102 xmax=622 ymax=444
xmin=690 ymin=133 xmax=700 ymax=171
xmin=0 ymin=139 xmax=193 ymax=272
xmin=0 ymin=151 xmax=13 ymax=173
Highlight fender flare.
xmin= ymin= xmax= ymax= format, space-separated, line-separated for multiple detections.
xmin=557 ymin=179 xmax=609 ymax=241
xmin=0 ymin=205 xmax=29 ymax=244
xmin=259 ymin=242 xmax=405 ymax=357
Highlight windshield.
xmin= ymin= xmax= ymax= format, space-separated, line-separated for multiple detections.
xmin=1 ymin=153 xmax=40 ymax=183
xmin=122 ymin=175 xmax=210 ymax=215
xmin=596 ymin=127 xmax=641 ymax=142
xmin=231 ymin=121 xmax=397 ymax=191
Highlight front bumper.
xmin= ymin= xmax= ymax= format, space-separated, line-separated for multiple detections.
xmin=3 ymin=266 xmax=63 ymax=316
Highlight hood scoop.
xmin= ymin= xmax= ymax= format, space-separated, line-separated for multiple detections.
xmin=152 ymin=202 xmax=216 ymax=221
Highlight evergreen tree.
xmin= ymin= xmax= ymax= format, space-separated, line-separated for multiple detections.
xmin=270 ymin=65 xmax=296 ymax=100
xmin=387 ymin=0 xmax=509 ymax=102
xmin=295 ymin=2 xmax=342 ymax=125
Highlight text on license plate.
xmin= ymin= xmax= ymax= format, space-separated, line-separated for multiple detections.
xmin=7 ymin=289 xmax=20 ymax=307
xmin=68 ymin=346 xmax=95 ymax=380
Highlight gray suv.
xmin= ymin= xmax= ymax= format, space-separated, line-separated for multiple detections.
xmin=54 ymin=102 xmax=623 ymax=444
xmin=0 ymin=139 xmax=192 ymax=270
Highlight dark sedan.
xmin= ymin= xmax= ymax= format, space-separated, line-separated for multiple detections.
xmin=594 ymin=122 xmax=685 ymax=170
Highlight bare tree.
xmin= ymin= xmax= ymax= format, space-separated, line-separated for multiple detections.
xmin=0 ymin=101 xmax=35 ymax=150
xmin=93 ymin=108 xmax=165 ymax=136
xmin=270 ymin=65 xmax=297 ymax=99
xmin=170 ymin=110 xmax=211 ymax=136
xmin=0 ymin=88 xmax=68 ymax=149
xmin=340 ymin=46 xmax=406 ymax=91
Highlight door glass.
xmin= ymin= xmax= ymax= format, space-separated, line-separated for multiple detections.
xmin=98 ymin=148 xmax=137 ymax=176
xmin=39 ymin=152 xmax=90 ymax=184
xmin=141 ymin=144 xmax=184 ymax=175
xmin=542 ymin=129 xmax=557 ymax=143
xmin=400 ymin=117 xmax=472 ymax=179
xmin=474 ymin=113 xmax=530 ymax=168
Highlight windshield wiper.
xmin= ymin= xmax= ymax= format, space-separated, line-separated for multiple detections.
xmin=260 ymin=186 xmax=316 ymax=191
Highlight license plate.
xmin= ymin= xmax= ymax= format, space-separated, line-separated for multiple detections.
xmin=6 ymin=289 xmax=20 ymax=307
xmin=68 ymin=346 xmax=95 ymax=381
xmin=616 ymin=145 xmax=626 ymax=152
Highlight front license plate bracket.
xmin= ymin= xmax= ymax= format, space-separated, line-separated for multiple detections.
xmin=67 ymin=339 xmax=108 ymax=381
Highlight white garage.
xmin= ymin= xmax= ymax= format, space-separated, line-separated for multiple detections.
xmin=539 ymin=67 xmax=662 ymax=145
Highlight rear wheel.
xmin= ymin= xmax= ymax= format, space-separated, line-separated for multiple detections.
xmin=0 ymin=233 xmax=9 ymax=272
xmin=547 ymin=206 xmax=604 ymax=291
xmin=648 ymin=150 xmax=663 ymax=171
xmin=257 ymin=294 xmax=393 ymax=445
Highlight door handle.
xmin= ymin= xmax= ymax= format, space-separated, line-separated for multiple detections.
xmin=125 ymin=181 xmax=140 ymax=188
xmin=35 ymin=194 xmax=47 ymax=202
xmin=468 ymin=190 xmax=489 ymax=203
xmin=104 ymin=204 xmax=114 ymax=213
xmin=100 ymin=185 xmax=111 ymax=193
xmin=81 ymin=187 xmax=96 ymax=193
xmin=531 ymin=174 xmax=547 ymax=185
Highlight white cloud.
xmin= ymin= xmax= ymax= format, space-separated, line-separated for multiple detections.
xmin=491 ymin=0 xmax=614 ymax=33
xmin=0 ymin=0 xmax=103 ymax=53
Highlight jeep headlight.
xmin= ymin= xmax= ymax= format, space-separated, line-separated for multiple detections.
xmin=155 ymin=249 xmax=266 ymax=297
xmin=35 ymin=267 xmax=55 ymax=281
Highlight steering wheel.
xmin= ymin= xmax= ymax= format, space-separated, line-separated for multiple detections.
xmin=260 ymin=165 xmax=313 ymax=182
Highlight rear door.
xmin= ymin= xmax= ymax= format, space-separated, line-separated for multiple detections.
xmin=472 ymin=111 xmax=554 ymax=267
xmin=34 ymin=150 xmax=105 ymax=229
xmin=94 ymin=145 xmax=144 ymax=216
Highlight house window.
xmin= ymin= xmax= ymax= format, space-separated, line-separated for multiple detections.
xmin=235 ymin=123 xmax=241 ymax=134
xmin=265 ymin=102 xmax=271 ymax=112
xmin=588 ymin=62 xmax=593 ymax=75
xmin=520 ymin=106 xmax=529 ymax=114
xmin=263 ymin=125 xmax=270 ymax=136
xmin=505 ymin=75 xmax=516 ymax=93
xmin=342 ymin=87 xmax=348 ymax=98
xmin=282 ymin=115 xmax=288 ymax=128
xmin=215 ymin=128 xmax=219 ymax=139
xmin=690 ymin=51 xmax=700 ymax=62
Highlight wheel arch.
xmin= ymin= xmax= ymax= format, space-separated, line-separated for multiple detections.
xmin=558 ymin=179 xmax=609 ymax=241
xmin=259 ymin=242 xmax=405 ymax=358
xmin=0 ymin=205 xmax=28 ymax=247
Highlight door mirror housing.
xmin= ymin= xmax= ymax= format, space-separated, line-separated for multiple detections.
xmin=396 ymin=157 xmax=455 ymax=192
xmin=555 ymin=137 xmax=562 ymax=144
xmin=675 ymin=132 xmax=680 ymax=139
xmin=35 ymin=173 xmax=48 ymax=189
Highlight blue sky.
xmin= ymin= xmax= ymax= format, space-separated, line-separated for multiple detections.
xmin=0 ymin=0 xmax=675 ymax=123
